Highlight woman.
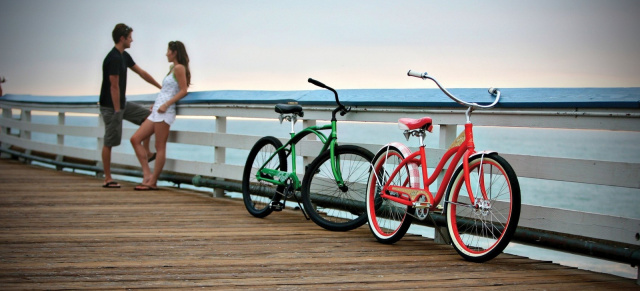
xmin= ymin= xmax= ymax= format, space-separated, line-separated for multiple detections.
xmin=130 ymin=41 xmax=191 ymax=190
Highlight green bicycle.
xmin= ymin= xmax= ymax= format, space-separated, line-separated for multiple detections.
xmin=242 ymin=78 xmax=374 ymax=231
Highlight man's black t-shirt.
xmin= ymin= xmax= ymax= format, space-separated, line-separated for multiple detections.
xmin=99 ymin=47 xmax=135 ymax=109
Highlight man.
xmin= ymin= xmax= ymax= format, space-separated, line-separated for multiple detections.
xmin=100 ymin=23 xmax=161 ymax=188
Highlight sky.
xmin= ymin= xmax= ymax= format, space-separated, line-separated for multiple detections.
xmin=0 ymin=0 xmax=639 ymax=96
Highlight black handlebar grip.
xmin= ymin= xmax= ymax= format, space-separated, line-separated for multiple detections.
xmin=340 ymin=106 xmax=351 ymax=116
xmin=308 ymin=78 xmax=328 ymax=89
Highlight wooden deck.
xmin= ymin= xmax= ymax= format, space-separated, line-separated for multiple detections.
xmin=0 ymin=158 xmax=637 ymax=290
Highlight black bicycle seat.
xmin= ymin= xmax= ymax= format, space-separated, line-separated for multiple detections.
xmin=275 ymin=104 xmax=304 ymax=115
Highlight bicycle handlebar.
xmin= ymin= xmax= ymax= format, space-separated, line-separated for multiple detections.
xmin=308 ymin=78 xmax=329 ymax=90
xmin=407 ymin=70 xmax=501 ymax=109
xmin=308 ymin=78 xmax=351 ymax=117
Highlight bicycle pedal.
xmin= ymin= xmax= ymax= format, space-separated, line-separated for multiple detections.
xmin=413 ymin=202 xmax=430 ymax=209
xmin=270 ymin=202 xmax=285 ymax=211
xmin=431 ymin=204 xmax=444 ymax=214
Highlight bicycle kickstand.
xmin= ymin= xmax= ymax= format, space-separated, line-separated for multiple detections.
xmin=292 ymin=192 xmax=310 ymax=220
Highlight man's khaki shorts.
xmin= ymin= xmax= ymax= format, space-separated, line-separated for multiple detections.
xmin=100 ymin=102 xmax=150 ymax=147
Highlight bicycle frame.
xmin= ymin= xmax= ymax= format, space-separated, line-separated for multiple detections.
xmin=255 ymin=110 xmax=346 ymax=192
xmin=378 ymin=122 xmax=488 ymax=211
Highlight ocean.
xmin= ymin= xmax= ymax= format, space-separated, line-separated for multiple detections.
xmin=16 ymin=110 xmax=640 ymax=279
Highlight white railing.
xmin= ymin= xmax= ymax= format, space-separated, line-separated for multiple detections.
xmin=1 ymin=94 xmax=639 ymax=277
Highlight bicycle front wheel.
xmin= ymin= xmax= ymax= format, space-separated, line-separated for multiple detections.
xmin=445 ymin=153 xmax=520 ymax=262
xmin=366 ymin=145 xmax=414 ymax=244
xmin=242 ymin=136 xmax=287 ymax=218
xmin=302 ymin=145 xmax=374 ymax=231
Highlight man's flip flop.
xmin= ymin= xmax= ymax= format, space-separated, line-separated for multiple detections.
xmin=148 ymin=153 xmax=156 ymax=162
xmin=134 ymin=184 xmax=159 ymax=191
xmin=102 ymin=181 xmax=121 ymax=188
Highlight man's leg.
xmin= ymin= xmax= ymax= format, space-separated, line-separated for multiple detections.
xmin=102 ymin=145 xmax=114 ymax=184
xmin=100 ymin=106 xmax=123 ymax=187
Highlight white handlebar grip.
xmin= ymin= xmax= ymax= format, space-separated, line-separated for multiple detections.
xmin=407 ymin=70 xmax=425 ymax=78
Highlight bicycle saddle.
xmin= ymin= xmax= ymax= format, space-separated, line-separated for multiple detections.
xmin=275 ymin=104 xmax=304 ymax=116
xmin=398 ymin=117 xmax=433 ymax=132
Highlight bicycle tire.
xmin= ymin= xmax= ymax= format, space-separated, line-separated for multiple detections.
xmin=301 ymin=145 xmax=374 ymax=231
xmin=445 ymin=153 xmax=521 ymax=262
xmin=366 ymin=145 xmax=415 ymax=244
xmin=242 ymin=136 xmax=287 ymax=218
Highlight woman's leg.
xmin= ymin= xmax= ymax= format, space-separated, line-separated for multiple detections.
xmin=130 ymin=120 xmax=155 ymax=184
xmin=147 ymin=121 xmax=171 ymax=187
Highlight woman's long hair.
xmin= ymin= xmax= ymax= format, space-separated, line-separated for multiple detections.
xmin=168 ymin=41 xmax=191 ymax=86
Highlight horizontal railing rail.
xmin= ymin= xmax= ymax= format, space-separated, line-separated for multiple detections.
xmin=1 ymin=90 xmax=639 ymax=280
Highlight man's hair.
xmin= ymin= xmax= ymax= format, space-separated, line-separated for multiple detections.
xmin=112 ymin=23 xmax=133 ymax=44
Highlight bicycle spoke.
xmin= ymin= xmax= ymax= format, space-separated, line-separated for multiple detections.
xmin=302 ymin=145 xmax=373 ymax=231
xmin=446 ymin=154 xmax=520 ymax=262
xmin=366 ymin=145 xmax=415 ymax=244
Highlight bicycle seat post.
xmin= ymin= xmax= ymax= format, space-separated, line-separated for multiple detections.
xmin=403 ymin=129 xmax=427 ymax=147
xmin=278 ymin=113 xmax=298 ymax=134
xmin=289 ymin=114 xmax=296 ymax=134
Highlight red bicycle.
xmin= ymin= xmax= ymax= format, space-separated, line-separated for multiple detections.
xmin=366 ymin=70 xmax=521 ymax=262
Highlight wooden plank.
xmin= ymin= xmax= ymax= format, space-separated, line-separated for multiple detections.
xmin=0 ymin=158 xmax=637 ymax=289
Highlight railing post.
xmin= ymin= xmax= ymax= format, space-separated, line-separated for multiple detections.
xmin=1 ymin=107 xmax=10 ymax=135
xmin=434 ymin=124 xmax=457 ymax=244
xmin=20 ymin=110 xmax=32 ymax=164
xmin=437 ymin=124 xmax=457 ymax=192
xmin=19 ymin=110 xmax=31 ymax=140
xmin=302 ymin=119 xmax=317 ymax=171
xmin=213 ymin=116 xmax=227 ymax=198
xmin=1 ymin=107 xmax=13 ymax=158
xmin=56 ymin=112 xmax=65 ymax=170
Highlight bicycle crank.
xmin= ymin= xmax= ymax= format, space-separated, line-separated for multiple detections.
xmin=413 ymin=196 xmax=430 ymax=220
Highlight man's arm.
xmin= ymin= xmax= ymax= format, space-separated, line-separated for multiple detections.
xmin=109 ymin=75 xmax=121 ymax=111
xmin=130 ymin=64 xmax=161 ymax=90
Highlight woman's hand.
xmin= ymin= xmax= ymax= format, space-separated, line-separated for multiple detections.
xmin=158 ymin=104 xmax=168 ymax=113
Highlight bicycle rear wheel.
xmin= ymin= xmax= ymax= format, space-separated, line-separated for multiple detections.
xmin=301 ymin=145 xmax=374 ymax=231
xmin=366 ymin=145 xmax=414 ymax=244
xmin=445 ymin=153 xmax=520 ymax=262
xmin=242 ymin=136 xmax=287 ymax=218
